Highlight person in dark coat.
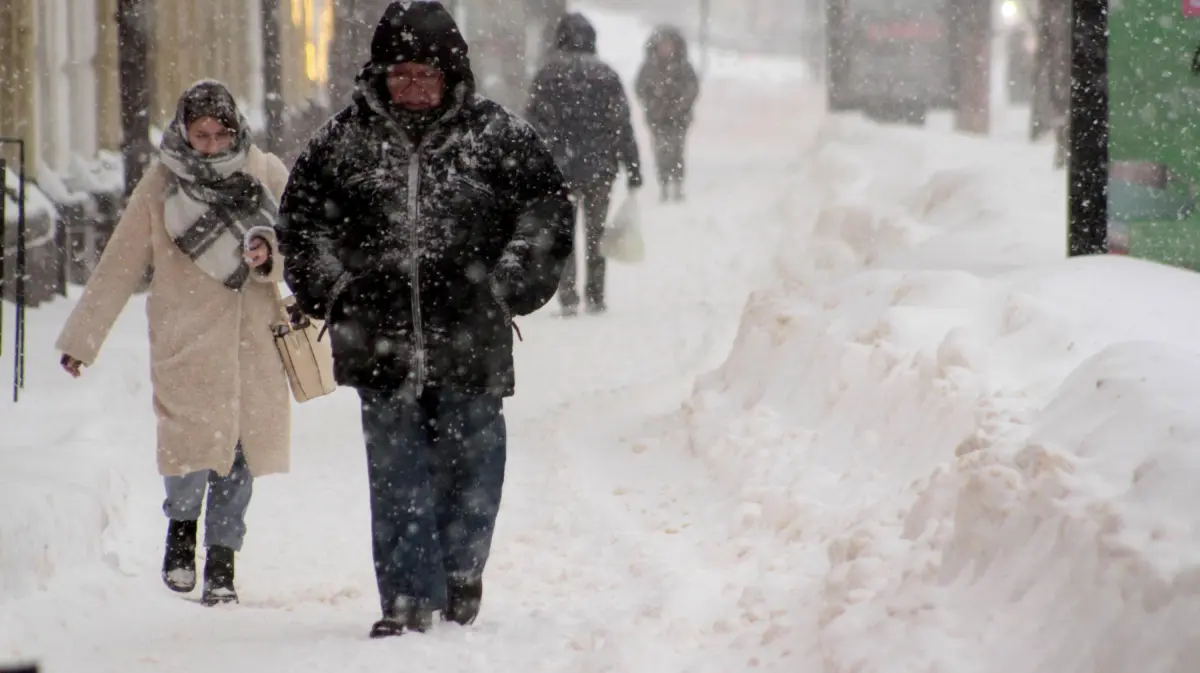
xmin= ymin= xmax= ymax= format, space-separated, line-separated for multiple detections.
xmin=526 ymin=12 xmax=643 ymax=316
xmin=635 ymin=26 xmax=700 ymax=202
xmin=276 ymin=0 xmax=575 ymax=638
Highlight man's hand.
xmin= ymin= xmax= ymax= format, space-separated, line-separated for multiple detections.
xmin=245 ymin=237 xmax=270 ymax=268
xmin=490 ymin=261 xmax=521 ymax=300
xmin=61 ymin=354 xmax=85 ymax=378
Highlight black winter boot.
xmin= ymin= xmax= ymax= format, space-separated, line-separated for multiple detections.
xmin=201 ymin=545 xmax=238 ymax=606
xmin=445 ymin=578 xmax=483 ymax=626
xmin=370 ymin=602 xmax=436 ymax=638
xmin=162 ymin=519 xmax=198 ymax=593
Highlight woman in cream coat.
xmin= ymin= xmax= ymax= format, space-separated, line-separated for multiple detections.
xmin=56 ymin=80 xmax=291 ymax=606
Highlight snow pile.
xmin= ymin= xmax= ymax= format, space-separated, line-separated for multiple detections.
xmin=683 ymin=115 xmax=1200 ymax=672
xmin=4 ymin=166 xmax=59 ymax=248
xmin=0 ymin=298 xmax=156 ymax=603
xmin=66 ymin=151 xmax=126 ymax=195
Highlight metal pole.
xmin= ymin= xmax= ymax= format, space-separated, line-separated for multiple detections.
xmin=0 ymin=156 xmax=5 ymax=359
xmin=262 ymin=0 xmax=285 ymax=155
xmin=117 ymin=0 xmax=152 ymax=198
xmin=951 ymin=0 xmax=992 ymax=134
xmin=0 ymin=138 xmax=31 ymax=369
xmin=1067 ymin=0 xmax=1107 ymax=256
xmin=14 ymin=139 xmax=25 ymax=401
xmin=0 ymin=139 xmax=28 ymax=400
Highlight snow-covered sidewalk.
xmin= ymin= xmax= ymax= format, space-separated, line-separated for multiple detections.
xmin=0 ymin=10 xmax=819 ymax=672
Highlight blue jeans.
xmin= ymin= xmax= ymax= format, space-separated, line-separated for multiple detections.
xmin=359 ymin=386 xmax=507 ymax=615
xmin=163 ymin=444 xmax=254 ymax=551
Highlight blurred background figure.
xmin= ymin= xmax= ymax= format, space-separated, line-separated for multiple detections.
xmin=636 ymin=26 xmax=700 ymax=203
xmin=526 ymin=12 xmax=643 ymax=317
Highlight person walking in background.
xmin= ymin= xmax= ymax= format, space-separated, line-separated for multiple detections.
xmin=277 ymin=0 xmax=574 ymax=638
xmin=526 ymin=12 xmax=643 ymax=317
xmin=55 ymin=80 xmax=293 ymax=607
xmin=636 ymin=26 xmax=700 ymax=203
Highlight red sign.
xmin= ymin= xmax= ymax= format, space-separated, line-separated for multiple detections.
xmin=1185 ymin=0 xmax=1200 ymax=17
xmin=864 ymin=21 xmax=943 ymax=41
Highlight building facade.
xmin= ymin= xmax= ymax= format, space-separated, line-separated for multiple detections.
xmin=0 ymin=0 xmax=331 ymax=184
xmin=0 ymin=0 xmax=333 ymax=299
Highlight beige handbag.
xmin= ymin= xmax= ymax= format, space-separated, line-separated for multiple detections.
xmin=270 ymin=285 xmax=337 ymax=403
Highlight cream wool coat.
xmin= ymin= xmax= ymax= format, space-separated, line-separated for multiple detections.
xmin=56 ymin=147 xmax=292 ymax=478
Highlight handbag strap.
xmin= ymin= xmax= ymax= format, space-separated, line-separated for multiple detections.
xmin=267 ymin=282 xmax=325 ymax=340
xmin=267 ymin=282 xmax=295 ymax=329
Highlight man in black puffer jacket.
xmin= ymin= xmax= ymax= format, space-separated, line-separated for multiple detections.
xmin=526 ymin=12 xmax=643 ymax=316
xmin=277 ymin=0 xmax=574 ymax=638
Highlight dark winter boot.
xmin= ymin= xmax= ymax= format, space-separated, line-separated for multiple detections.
xmin=161 ymin=519 xmax=198 ymax=593
xmin=201 ymin=545 xmax=238 ymax=606
xmin=445 ymin=578 xmax=483 ymax=626
xmin=370 ymin=602 xmax=436 ymax=638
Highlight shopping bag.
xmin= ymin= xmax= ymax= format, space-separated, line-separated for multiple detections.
xmin=600 ymin=193 xmax=645 ymax=263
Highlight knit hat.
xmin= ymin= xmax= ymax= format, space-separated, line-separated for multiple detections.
xmin=177 ymin=80 xmax=240 ymax=130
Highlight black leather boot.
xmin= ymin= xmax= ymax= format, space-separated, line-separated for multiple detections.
xmin=161 ymin=519 xmax=198 ymax=593
xmin=370 ymin=601 xmax=435 ymax=638
xmin=201 ymin=545 xmax=238 ymax=606
xmin=445 ymin=578 xmax=483 ymax=626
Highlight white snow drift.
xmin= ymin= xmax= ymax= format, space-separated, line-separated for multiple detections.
xmin=683 ymin=116 xmax=1200 ymax=672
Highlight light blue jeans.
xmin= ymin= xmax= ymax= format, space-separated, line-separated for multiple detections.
xmin=162 ymin=444 xmax=254 ymax=551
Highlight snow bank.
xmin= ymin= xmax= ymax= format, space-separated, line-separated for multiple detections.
xmin=683 ymin=115 xmax=1200 ymax=672
xmin=4 ymin=167 xmax=59 ymax=249
xmin=67 ymin=151 xmax=125 ymax=195
xmin=0 ymin=297 xmax=156 ymax=603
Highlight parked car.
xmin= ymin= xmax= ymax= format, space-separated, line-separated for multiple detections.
xmin=826 ymin=0 xmax=956 ymax=125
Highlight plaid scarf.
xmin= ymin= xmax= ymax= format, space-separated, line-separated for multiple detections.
xmin=158 ymin=116 xmax=278 ymax=291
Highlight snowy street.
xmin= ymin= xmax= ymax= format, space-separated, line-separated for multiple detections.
xmin=6 ymin=6 xmax=1200 ymax=673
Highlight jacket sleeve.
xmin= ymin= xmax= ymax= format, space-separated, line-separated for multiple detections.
xmin=634 ymin=62 xmax=652 ymax=106
xmin=524 ymin=69 xmax=556 ymax=140
xmin=248 ymin=150 xmax=291 ymax=284
xmin=680 ymin=63 xmax=701 ymax=114
xmin=491 ymin=118 xmax=576 ymax=317
xmin=55 ymin=174 xmax=155 ymax=365
xmin=606 ymin=73 xmax=643 ymax=184
xmin=524 ymin=68 xmax=566 ymax=166
xmin=276 ymin=130 xmax=348 ymax=319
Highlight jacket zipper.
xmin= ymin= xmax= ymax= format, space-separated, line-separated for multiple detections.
xmin=407 ymin=142 xmax=428 ymax=391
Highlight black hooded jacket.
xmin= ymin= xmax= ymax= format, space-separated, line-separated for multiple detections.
xmin=525 ymin=13 xmax=642 ymax=188
xmin=635 ymin=27 xmax=700 ymax=129
xmin=277 ymin=0 xmax=575 ymax=395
